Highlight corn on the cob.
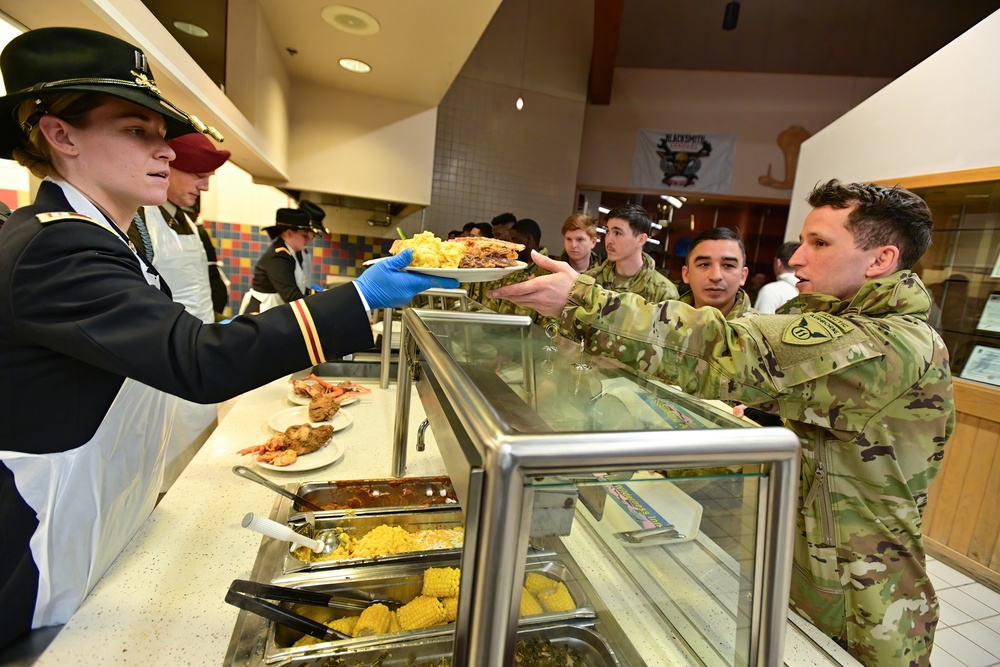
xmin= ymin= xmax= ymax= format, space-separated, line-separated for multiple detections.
xmin=523 ymin=572 xmax=557 ymax=596
xmin=396 ymin=595 xmax=446 ymax=630
xmin=519 ymin=587 xmax=543 ymax=617
xmin=292 ymin=633 xmax=322 ymax=648
xmin=387 ymin=610 xmax=402 ymax=634
xmin=537 ymin=582 xmax=575 ymax=613
xmin=353 ymin=603 xmax=392 ymax=636
xmin=327 ymin=615 xmax=359 ymax=636
xmin=441 ymin=596 xmax=459 ymax=622
xmin=422 ymin=566 xmax=461 ymax=598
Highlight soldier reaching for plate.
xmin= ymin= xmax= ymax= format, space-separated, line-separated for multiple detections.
xmin=489 ymin=179 xmax=955 ymax=667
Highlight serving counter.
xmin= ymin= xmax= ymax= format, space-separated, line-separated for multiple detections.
xmin=30 ymin=360 xmax=860 ymax=666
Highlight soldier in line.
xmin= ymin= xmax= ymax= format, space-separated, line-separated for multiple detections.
xmin=490 ymin=179 xmax=955 ymax=667
xmin=556 ymin=213 xmax=600 ymax=273
xmin=678 ymin=226 xmax=754 ymax=318
xmin=587 ymin=204 xmax=678 ymax=303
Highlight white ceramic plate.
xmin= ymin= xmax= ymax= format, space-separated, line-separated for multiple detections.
xmin=362 ymin=256 xmax=528 ymax=283
xmin=286 ymin=391 xmax=361 ymax=407
xmin=253 ymin=439 xmax=345 ymax=472
xmin=268 ymin=406 xmax=354 ymax=433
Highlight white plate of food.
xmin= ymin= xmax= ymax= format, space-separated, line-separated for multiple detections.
xmin=286 ymin=390 xmax=361 ymax=407
xmin=268 ymin=406 xmax=353 ymax=433
xmin=254 ymin=439 xmax=345 ymax=473
xmin=362 ymin=256 xmax=527 ymax=283
xmin=404 ymin=262 xmax=527 ymax=283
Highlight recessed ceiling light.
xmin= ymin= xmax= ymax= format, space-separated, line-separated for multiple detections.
xmin=173 ymin=21 xmax=209 ymax=38
xmin=339 ymin=58 xmax=371 ymax=74
xmin=322 ymin=6 xmax=380 ymax=35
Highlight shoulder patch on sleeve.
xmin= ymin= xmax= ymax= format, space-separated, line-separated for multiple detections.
xmin=36 ymin=212 xmax=99 ymax=224
xmin=781 ymin=312 xmax=856 ymax=346
xmin=751 ymin=313 xmax=876 ymax=373
xmin=275 ymin=247 xmax=291 ymax=255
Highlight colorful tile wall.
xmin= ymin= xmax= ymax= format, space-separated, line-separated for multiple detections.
xmin=206 ymin=220 xmax=393 ymax=314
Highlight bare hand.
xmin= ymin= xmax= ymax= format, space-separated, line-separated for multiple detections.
xmin=488 ymin=251 xmax=578 ymax=317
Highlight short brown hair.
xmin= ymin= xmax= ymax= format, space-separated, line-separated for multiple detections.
xmin=13 ymin=93 xmax=108 ymax=179
xmin=561 ymin=213 xmax=597 ymax=239
xmin=807 ymin=179 xmax=932 ymax=270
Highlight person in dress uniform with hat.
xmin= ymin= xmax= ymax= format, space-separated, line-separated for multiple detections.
xmin=0 ymin=27 xmax=455 ymax=649
xmin=239 ymin=205 xmax=326 ymax=314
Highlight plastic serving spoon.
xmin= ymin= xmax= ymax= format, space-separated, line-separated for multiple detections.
xmin=242 ymin=512 xmax=326 ymax=554
xmin=232 ymin=465 xmax=326 ymax=512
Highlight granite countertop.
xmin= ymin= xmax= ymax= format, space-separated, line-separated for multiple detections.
xmin=30 ymin=373 xmax=860 ymax=666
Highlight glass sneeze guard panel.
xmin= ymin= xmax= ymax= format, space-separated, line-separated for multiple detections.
xmin=394 ymin=308 xmax=800 ymax=667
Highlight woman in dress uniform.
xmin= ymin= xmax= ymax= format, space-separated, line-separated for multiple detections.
xmin=0 ymin=27 xmax=455 ymax=649
xmin=239 ymin=207 xmax=325 ymax=314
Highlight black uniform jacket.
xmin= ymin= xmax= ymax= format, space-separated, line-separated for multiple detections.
xmin=0 ymin=181 xmax=373 ymax=455
xmin=251 ymin=238 xmax=309 ymax=302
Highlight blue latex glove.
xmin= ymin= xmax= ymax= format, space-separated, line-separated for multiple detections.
xmin=355 ymin=249 xmax=459 ymax=309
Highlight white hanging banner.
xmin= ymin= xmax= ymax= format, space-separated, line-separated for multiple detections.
xmin=631 ymin=129 xmax=737 ymax=194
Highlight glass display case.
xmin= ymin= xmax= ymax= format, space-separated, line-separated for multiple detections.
xmin=392 ymin=308 xmax=802 ymax=666
xmin=911 ymin=178 xmax=1000 ymax=381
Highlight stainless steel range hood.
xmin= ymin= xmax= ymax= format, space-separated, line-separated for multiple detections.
xmin=283 ymin=189 xmax=424 ymax=230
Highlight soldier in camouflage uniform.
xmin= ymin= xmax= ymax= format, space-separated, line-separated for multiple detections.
xmin=557 ymin=212 xmax=601 ymax=273
xmin=468 ymin=218 xmax=547 ymax=322
xmin=588 ymin=204 xmax=678 ymax=303
xmin=678 ymin=226 xmax=756 ymax=319
xmin=490 ymin=180 xmax=955 ymax=667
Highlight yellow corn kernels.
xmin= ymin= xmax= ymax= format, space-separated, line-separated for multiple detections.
xmin=441 ymin=596 xmax=459 ymax=622
xmin=523 ymin=572 xmax=558 ymax=596
xmin=353 ymin=603 xmax=391 ymax=637
xmin=387 ymin=610 xmax=401 ymax=634
xmin=537 ymin=582 xmax=575 ymax=613
xmin=422 ymin=566 xmax=461 ymax=598
xmin=327 ymin=615 xmax=359 ymax=637
xmin=519 ymin=587 xmax=543 ymax=617
xmin=396 ymin=595 xmax=446 ymax=630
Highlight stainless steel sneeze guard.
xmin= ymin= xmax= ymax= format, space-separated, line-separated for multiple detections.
xmin=393 ymin=308 xmax=802 ymax=667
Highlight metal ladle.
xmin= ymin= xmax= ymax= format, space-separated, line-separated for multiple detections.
xmin=232 ymin=465 xmax=326 ymax=512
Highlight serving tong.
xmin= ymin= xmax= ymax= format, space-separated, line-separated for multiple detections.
xmin=614 ymin=525 xmax=685 ymax=544
xmin=225 ymin=579 xmax=402 ymax=642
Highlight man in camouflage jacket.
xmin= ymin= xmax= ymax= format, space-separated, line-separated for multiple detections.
xmin=490 ymin=180 xmax=955 ymax=667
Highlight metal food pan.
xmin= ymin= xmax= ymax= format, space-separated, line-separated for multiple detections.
xmin=266 ymin=559 xmax=595 ymax=664
xmin=292 ymin=477 xmax=458 ymax=515
xmin=282 ymin=509 xmax=466 ymax=574
xmin=271 ymin=622 xmax=621 ymax=666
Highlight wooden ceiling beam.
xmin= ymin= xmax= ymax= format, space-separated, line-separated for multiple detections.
xmin=588 ymin=0 xmax=623 ymax=105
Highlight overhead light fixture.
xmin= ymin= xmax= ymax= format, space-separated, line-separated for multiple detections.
xmin=650 ymin=222 xmax=663 ymax=230
xmin=322 ymin=5 xmax=380 ymax=35
xmin=646 ymin=238 xmax=661 ymax=245
xmin=339 ymin=58 xmax=371 ymax=73
xmin=597 ymin=206 xmax=610 ymax=214
xmin=660 ymin=195 xmax=685 ymax=209
xmin=173 ymin=21 xmax=209 ymax=38
xmin=722 ymin=1 xmax=740 ymax=30
xmin=596 ymin=227 xmax=607 ymax=234
xmin=516 ymin=0 xmax=532 ymax=109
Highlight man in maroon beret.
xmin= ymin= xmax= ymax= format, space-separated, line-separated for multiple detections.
xmin=131 ymin=132 xmax=231 ymax=492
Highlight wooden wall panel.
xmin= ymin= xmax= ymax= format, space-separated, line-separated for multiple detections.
xmin=924 ymin=378 xmax=1000 ymax=584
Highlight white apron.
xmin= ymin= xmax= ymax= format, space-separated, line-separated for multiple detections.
xmin=238 ymin=246 xmax=308 ymax=314
xmin=1 ymin=379 xmax=177 ymax=627
xmin=1 ymin=179 xmax=177 ymax=627
xmin=143 ymin=205 xmax=214 ymax=324
xmin=141 ymin=205 xmax=217 ymax=491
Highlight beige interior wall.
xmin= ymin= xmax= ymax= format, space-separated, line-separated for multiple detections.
xmin=577 ymin=68 xmax=890 ymax=202
xmin=224 ymin=0 xmax=290 ymax=165
xmin=786 ymin=10 xmax=1000 ymax=239
xmin=284 ymin=79 xmax=437 ymax=206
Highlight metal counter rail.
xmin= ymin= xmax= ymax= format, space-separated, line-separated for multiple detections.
xmin=392 ymin=308 xmax=801 ymax=667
